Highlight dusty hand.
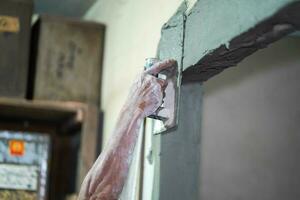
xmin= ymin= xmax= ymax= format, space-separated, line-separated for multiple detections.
xmin=125 ymin=59 xmax=177 ymax=118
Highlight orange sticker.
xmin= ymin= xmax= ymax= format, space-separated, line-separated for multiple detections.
xmin=9 ymin=140 xmax=25 ymax=156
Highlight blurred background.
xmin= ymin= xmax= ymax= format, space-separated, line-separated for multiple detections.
xmin=0 ymin=0 xmax=299 ymax=200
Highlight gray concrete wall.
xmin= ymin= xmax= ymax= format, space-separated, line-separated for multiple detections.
xmin=201 ymin=37 xmax=300 ymax=200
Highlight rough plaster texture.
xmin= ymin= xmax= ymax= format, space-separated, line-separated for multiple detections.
xmin=157 ymin=2 xmax=186 ymax=65
xmin=84 ymin=0 xmax=183 ymax=145
xmin=84 ymin=0 xmax=300 ymax=154
xmin=154 ymin=3 xmax=202 ymax=200
xmin=183 ymin=0 xmax=300 ymax=82
xmin=183 ymin=0 xmax=297 ymax=69
xmin=185 ymin=0 xmax=197 ymax=14
xmin=201 ymin=37 xmax=300 ymax=200
xmin=155 ymin=1 xmax=300 ymax=199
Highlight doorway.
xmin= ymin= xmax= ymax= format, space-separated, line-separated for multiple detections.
xmin=201 ymin=36 xmax=300 ymax=200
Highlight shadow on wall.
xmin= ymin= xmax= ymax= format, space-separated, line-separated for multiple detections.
xmin=201 ymin=36 xmax=300 ymax=200
xmin=204 ymin=36 xmax=300 ymax=97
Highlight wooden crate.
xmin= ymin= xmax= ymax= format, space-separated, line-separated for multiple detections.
xmin=30 ymin=16 xmax=105 ymax=106
xmin=0 ymin=0 xmax=33 ymax=98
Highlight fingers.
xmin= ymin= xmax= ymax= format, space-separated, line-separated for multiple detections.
xmin=144 ymin=74 xmax=167 ymax=90
xmin=156 ymin=78 xmax=168 ymax=90
xmin=144 ymin=59 xmax=177 ymax=76
xmin=134 ymin=74 xmax=167 ymax=117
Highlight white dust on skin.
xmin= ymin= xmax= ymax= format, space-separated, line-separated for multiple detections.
xmin=77 ymin=60 xmax=175 ymax=199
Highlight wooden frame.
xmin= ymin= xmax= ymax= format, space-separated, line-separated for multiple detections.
xmin=0 ymin=98 xmax=101 ymax=198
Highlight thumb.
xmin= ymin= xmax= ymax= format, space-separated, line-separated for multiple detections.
xmin=156 ymin=78 xmax=168 ymax=89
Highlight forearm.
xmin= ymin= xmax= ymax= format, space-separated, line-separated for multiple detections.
xmin=78 ymin=106 xmax=144 ymax=200
xmin=78 ymin=59 xmax=175 ymax=200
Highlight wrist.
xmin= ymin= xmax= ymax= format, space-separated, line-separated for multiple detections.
xmin=121 ymin=104 xmax=145 ymax=120
xmin=135 ymin=108 xmax=145 ymax=119
xmin=132 ymin=108 xmax=145 ymax=120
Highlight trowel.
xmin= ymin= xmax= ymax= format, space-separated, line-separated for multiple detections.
xmin=144 ymin=58 xmax=180 ymax=134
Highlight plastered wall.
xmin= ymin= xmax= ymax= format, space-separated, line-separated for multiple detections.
xmin=201 ymin=37 xmax=300 ymax=200
xmin=84 ymin=0 xmax=184 ymax=145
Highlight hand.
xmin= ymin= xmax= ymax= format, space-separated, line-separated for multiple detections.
xmin=124 ymin=59 xmax=177 ymax=118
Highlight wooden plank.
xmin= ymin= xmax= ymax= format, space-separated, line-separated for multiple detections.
xmin=0 ymin=97 xmax=83 ymax=123
xmin=0 ymin=0 xmax=33 ymax=98
xmin=77 ymin=105 xmax=101 ymax=189
xmin=31 ymin=16 xmax=105 ymax=106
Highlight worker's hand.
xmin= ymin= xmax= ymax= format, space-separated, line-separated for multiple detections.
xmin=125 ymin=59 xmax=177 ymax=118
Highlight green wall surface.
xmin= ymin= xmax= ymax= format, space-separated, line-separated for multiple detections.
xmin=183 ymin=0 xmax=298 ymax=69
xmin=155 ymin=0 xmax=299 ymax=199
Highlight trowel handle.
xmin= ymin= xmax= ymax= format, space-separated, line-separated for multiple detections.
xmin=144 ymin=58 xmax=167 ymax=120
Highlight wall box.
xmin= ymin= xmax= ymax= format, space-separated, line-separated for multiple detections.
xmin=0 ymin=0 xmax=33 ymax=98
xmin=0 ymin=98 xmax=103 ymax=199
xmin=0 ymin=131 xmax=50 ymax=200
xmin=30 ymin=16 xmax=105 ymax=106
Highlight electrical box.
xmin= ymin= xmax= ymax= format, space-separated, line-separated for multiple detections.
xmin=0 ymin=131 xmax=50 ymax=200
